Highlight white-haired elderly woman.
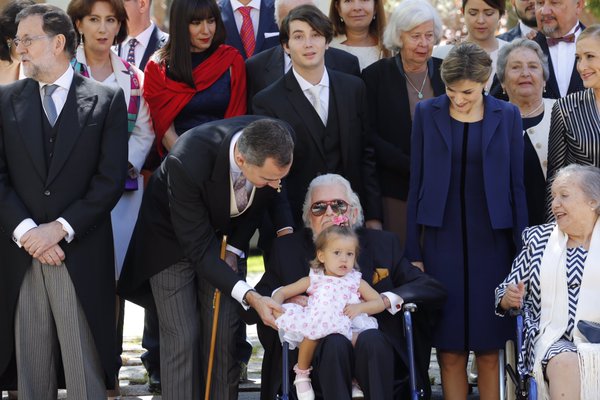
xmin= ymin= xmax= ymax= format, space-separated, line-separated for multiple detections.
xmin=496 ymin=164 xmax=600 ymax=400
xmin=362 ymin=0 xmax=444 ymax=246
xmin=496 ymin=39 xmax=556 ymax=227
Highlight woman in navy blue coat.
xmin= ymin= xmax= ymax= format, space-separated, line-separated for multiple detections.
xmin=406 ymin=42 xmax=528 ymax=399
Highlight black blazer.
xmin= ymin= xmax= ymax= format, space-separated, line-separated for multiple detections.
xmin=0 ymin=74 xmax=128 ymax=388
xmin=253 ymin=228 xmax=447 ymax=400
xmin=117 ymin=115 xmax=294 ymax=309
xmin=533 ymin=24 xmax=585 ymax=99
xmin=245 ymin=46 xmax=361 ymax=112
xmin=252 ymin=69 xmax=382 ymax=224
xmin=219 ymin=0 xmax=279 ymax=59
xmin=362 ymin=55 xmax=445 ymax=200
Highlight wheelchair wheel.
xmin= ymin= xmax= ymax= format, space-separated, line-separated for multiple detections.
xmin=504 ymin=340 xmax=517 ymax=400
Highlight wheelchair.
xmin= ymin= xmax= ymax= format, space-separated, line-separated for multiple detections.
xmin=499 ymin=309 xmax=537 ymax=400
xmin=276 ymin=303 xmax=424 ymax=400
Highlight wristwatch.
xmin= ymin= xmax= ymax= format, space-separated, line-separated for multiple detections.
xmin=242 ymin=289 xmax=257 ymax=307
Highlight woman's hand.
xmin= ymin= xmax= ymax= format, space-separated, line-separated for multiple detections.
xmin=500 ymin=282 xmax=525 ymax=310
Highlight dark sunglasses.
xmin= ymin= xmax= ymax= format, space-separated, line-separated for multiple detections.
xmin=310 ymin=199 xmax=349 ymax=216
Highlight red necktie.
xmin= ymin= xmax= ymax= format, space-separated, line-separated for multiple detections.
xmin=239 ymin=6 xmax=255 ymax=58
xmin=546 ymin=33 xmax=576 ymax=46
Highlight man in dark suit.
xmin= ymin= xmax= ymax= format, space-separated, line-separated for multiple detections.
xmin=118 ymin=116 xmax=294 ymax=400
xmin=219 ymin=0 xmax=280 ymax=59
xmin=0 ymin=4 xmax=128 ymax=398
xmin=253 ymin=174 xmax=446 ymax=400
xmin=118 ymin=0 xmax=168 ymax=71
xmin=118 ymin=0 xmax=168 ymax=391
xmin=252 ymin=4 xmax=381 ymax=230
xmin=533 ymin=0 xmax=585 ymax=98
xmin=497 ymin=0 xmax=537 ymax=42
xmin=245 ymin=0 xmax=360 ymax=111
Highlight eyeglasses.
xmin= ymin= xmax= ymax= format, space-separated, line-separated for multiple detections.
xmin=13 ymin=35 xmax=51 ymax=48
xmin=310 ymin=199 xmax=349 ymax=216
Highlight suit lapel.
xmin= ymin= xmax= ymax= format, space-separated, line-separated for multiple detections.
xmin=221 ymin=1 xmax=245 ymax=56
xmin=481 ymin=95 xmax=502 ymax=153
xmin=46 ymin=74 xmax=97 ymax=186
xmin=265 ymin=46 xmax=285 ymax=82
xmin=329 ymin=70 xmax=350 ymax=168
xmin=140 ymin=25 xmax=159 ymax=71
xmin=111 ymin=53 xmax=131 ymax=105
xmin=284 ymin=71 xmax=327 ymax=160
xmin=12 ymin=79 xmax=46 ymax=180
xmin=432 ymin=95 xmax=451 ymax=151
xmin=255 ymin=3 xmax=273 ymax=54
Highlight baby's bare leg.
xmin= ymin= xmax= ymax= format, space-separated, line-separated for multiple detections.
xmin=298 ymin=338 xmax=319 ymax=369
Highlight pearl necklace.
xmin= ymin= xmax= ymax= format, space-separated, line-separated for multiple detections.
xmin=520 ymin=100 xmax=544 ymax=118
xmin=403 ymin=66 xmax=428 ymax=99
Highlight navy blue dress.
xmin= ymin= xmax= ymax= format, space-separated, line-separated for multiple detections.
xmin=168 ymin=51 xmax=231 ymax=135
xmin=422 ymin=118 xmax=514 ymax=351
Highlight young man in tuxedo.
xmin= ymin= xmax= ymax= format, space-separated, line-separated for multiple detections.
xmin=252 ymin=4 xmax=381 ymax=231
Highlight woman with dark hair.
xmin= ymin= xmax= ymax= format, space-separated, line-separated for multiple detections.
xmin=406 ymin=42 xmax=527 ymax=399
xmin=433 ymin=0 xmax=507 ymax=93
xmin=0 ymin=0 xmax=35 ymax=84
xmin=144 ymin=0 xmax=246 ymax=157
xmin=328 ymin=0 xmax=388 ymax=70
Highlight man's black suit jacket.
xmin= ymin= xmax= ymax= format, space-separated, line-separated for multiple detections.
xmin=254 ymin=228 xmax=447 ymax=400
xmin=252 ymin=69 xmax=382 ymax=225
xmin=117 ymin=115 xmax=294 ymax=310
xmin=245 ymin=46 xmax=361 ymax=112
xmin=533 ymin=24 xmax=585 ymax=99
xmin=0 ymin=74 xmax=128 ymax=388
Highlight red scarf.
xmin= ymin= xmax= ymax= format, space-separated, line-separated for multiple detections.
xmin=144 ymin=44 xmax=247 ymax=155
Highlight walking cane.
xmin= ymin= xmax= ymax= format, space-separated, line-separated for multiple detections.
xmin=204 ymin=235 xmax=227 ymax=400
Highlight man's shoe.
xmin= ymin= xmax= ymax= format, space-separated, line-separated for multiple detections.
xmin=147 ymin=371 xmax=161 ymax=394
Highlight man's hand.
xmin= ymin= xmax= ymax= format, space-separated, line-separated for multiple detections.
xmin=37 ymin=244 xmax=66 ymax=266
xmin=224 ymin=250 xmax=238 ymax=273
xmin=365 ymin=219 xmax=383 ymax=230
xmin=411 ymin=261 xmax=425 ymax=272
xmin=246 ymin=291 xmax=283 ymax=330
xmin=21 ymin=221 xmax=67 ymax=258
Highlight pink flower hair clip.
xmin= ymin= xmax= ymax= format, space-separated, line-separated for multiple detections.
xmin=332 ymin=214 xmax=349 ymax=226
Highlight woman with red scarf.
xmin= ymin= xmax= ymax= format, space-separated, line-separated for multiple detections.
xmin=144 ymin=0 xmax=246 ymax=157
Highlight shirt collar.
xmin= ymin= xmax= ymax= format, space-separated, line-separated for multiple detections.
xmin=231 ymin=0 xmax=261 ymax=11
xmin=292 ymin=67 xmax=329 ymax=92
xmin=126 ymin=22 xmax=155 ymax=49
xmin=519 ymin=22 xmax=535 ymax=38
xmin=38 ymin=65 xmax=73 ymax=92
xmin=229 ymin=130 xmax=244 ymax=175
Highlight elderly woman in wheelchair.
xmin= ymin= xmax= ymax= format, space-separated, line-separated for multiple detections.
xmin=495 ymin=164 xmax=600 ymax=400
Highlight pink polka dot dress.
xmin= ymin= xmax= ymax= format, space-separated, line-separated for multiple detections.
xmin=276 ymin=268 xmax=378 ymax=349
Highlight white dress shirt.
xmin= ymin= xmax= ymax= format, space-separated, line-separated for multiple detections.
xmin=230 ymin=0 xmax=260 ymax=39
xmin=118 ymin=22 xmax=156 ymax=65
xmin=548 ymin=23 xmax=581 ymax=98
xmin=293 ymin=67 xmax=330 ymax=122
xmin=13 ymin=66 xmax=76 ymax=247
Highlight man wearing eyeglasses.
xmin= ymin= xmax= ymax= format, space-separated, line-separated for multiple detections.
xmin=0 ymin=4 xmax=128 ymax=399
xmin=252 ymin=174 xmax=447 ymax=400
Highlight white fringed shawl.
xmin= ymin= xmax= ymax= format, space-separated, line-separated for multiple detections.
xmin=533 ymin=220 xmax=600 ymax=399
